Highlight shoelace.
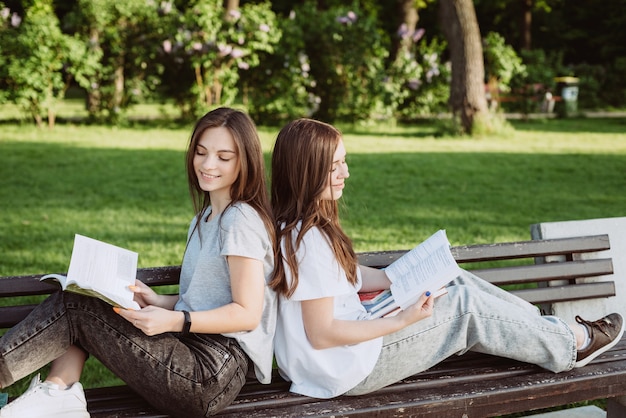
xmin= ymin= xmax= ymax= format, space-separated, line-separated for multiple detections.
xmin=576 ymin=315 xmax=613 ymax=338
xmin=4 ymin=380 xmax=55 ymax=408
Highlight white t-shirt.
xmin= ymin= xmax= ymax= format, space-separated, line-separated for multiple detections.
xmin=274 ymin=225 xmax=382 ymax=398
xmin=175 ymin=203 xmax=276 ymax=384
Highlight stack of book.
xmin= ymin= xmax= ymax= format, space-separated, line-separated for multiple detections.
xmin=359 ymin=289 xmax=401 ymax=319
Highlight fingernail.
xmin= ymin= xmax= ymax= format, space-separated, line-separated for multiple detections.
xmin=425 ymin=291 xmax=431 ymax=297
xmin=128 ymin=285 xmax=137 ymax=291
xmin=113 ymin=307 xmax=121 ymax=314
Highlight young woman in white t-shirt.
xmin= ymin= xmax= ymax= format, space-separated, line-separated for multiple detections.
xmin=269 ymin=117 xmax=623 ymax=399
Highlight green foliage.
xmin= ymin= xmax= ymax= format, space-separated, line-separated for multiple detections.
xmin=569 ymin=58 xmax=626 ymax=111
xmin=63 ymin=0 xmax=166 ymax=123
xmin=242 ymin=9 xmax=318 ymax=125
xmin=292 ymin=1 xmax=389 ymax=123
xmin=503 ymin=49 xmax=562 ymax=114
xmin=0 ymin=0 xmax=90 ymax=127
xmin=160 ymin=0 xmax=281 ymax=119
xmin=392 ymin=37 xmax=451 ymax=120
xmin=603 ymin=58 xmax=626 ymax=109
xmin=483 ymin=32 xmax=526 ymax=92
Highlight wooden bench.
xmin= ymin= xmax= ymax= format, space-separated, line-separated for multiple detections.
xmin=2 ymin=233 xmax=626 ymax=417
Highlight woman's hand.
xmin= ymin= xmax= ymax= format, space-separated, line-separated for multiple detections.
xmin=129 ymin=280 xmax=177 ymax=309
xmin=394 ymin=291 xmax=435 ymax=327
xmin=114 ymin=305 xmax=184 ymax=336
xmin=301 ymin=291 xmax=435 ymax=349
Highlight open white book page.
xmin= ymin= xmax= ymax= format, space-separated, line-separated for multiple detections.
xmin=385 ymin=230 xmax=461 ymax=311
xmin=41 ymin=234 xmax=140 ymax=310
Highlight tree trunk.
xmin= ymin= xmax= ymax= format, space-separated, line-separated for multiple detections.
xmin=112 ymin=62 xmax=125 ymax=111
xmin=224 ymin=0 xmax=239 ymax=20
xmin=439 ymin=0 xmax=489 ymax=134
xmin=85 ymin=27 xmax=102 ymax=118
xmin=393 ymin=0 xmax=419 ymax=61
xmin=521 ymin=0 xmax=532 ymax=50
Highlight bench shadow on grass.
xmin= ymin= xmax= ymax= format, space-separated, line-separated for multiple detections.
xmin=509 ymin=117 xmax=626 ymax=134
xmin=3 ymin=140 xmax=625 ymax=266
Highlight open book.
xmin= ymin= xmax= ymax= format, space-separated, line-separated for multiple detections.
xmin=41 ymin=234 xmax=140 ymax=310
xmin=363 ymin=230 xmax=461 ymax=319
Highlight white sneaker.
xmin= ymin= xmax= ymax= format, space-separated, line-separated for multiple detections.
xmin=0 ymin=374 xmax=90 ymax=418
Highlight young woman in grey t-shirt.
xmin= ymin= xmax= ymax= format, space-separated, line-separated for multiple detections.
xmin=0 ymin=108 xmax=276 ymax=418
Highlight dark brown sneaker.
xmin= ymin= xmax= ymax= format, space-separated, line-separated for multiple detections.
xmin=574 ymin=313 xmax=624 ymax=368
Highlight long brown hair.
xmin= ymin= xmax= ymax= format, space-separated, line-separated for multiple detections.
xmin=270 ymin=118 xmax=357 ymax=297
xmin=185 ymin=107 xmax=274 ymax=245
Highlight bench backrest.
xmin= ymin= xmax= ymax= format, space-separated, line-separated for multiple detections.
xmin=0 ymin=234 xmax=613 ymax=329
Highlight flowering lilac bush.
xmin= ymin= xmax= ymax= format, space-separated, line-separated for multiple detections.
xmin=0 ymin=0 xmax=99 ymax=127
xmin=159 ymin=0 xmax=280 ymax=119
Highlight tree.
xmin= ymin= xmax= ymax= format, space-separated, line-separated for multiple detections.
xmin=63 ymin=0 xmax=164 ymax=122
xmin=0 ymin=0 xmax=97 ymax=127
xmin=160 ymin=0 xmax=281 ymax=119
xmin=439 ymin=0 xmax=489 ymax=134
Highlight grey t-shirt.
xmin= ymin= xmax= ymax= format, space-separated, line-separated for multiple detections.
xmin=175 ymin=202 xmax=276 ymax=384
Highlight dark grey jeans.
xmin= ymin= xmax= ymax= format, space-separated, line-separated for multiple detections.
xmin=0 ymin=292 xmax=248 ymax=417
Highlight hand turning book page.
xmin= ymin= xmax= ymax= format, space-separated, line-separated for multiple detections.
xmin=384 ymin=229 xmax=461 ymax=311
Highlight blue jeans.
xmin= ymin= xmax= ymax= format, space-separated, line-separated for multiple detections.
xmin=346 ymin=270 xmax=577 ymax=395
xmin=0 ymin=292 xmax=248 ymax=417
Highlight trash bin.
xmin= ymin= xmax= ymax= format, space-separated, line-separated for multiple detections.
xmin=554 ymin=76 xmax=579 ymax=117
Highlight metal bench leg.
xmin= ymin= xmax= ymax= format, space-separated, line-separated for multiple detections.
xmin=607 ymin=396 xmax=626 ymax=417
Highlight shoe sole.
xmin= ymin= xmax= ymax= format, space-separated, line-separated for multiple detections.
xmin=0 ymin=409 xmax=90 ymax=418
xmin=574 ymin=321 xmax=625 ymax=368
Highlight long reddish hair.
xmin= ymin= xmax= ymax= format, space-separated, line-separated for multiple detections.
xmin=270 ymin=118 xmax=357 ymax=297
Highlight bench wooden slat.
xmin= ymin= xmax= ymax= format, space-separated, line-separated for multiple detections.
xmin=0 ymin=266 xmax=182 ymax=297
xmin=0 ymin=276 xmax=59 ymax=296
xmin=510 ymin=281 xmax=616 ymax=304
xmin=0 ymin=305 xmax=39 ymax=329
xmin=451 ymin=234 xmax=610 ymax=262
xmin=357 ymin=234 xmax=610 ymax=267
xmin=135 ymin=266 xmax=181 ymax=285
xmin=473 ymin=258 xmax=614 ymax=285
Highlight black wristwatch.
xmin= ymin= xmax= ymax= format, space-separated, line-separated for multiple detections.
xmin=181 ymin=310 xmax=192 ymax=335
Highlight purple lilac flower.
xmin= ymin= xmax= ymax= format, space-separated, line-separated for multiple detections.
xmin=397 ymin=23 xmax=408 ymax=38
xmin=10 ymin=12 xmax=21 ymax=27
xmin=1 ymin=8 xmax=9 ymax=20
xmin=259 ymin=24 xmax=270 ymax=32
xmin=218 ymin=44 xmax=232 ymax=57
xmin=229 ymin=9 xmax=241 ymax=20
xmin=163 ymin=40 xmax=172 ymax=53
xmin=412 ymin=28 xmax=425 ymax=43
xmin=230 ymin=48 xmax=244 ymax=58
xmin=160 ymin=1 xmax=172 ymax=14
xmin=337 ymin=11 xmax=356 ymax=24
xmin=238 ymin=61 xmax=250 ymax=70
xmin=426 ymin=68 xmax=439 ymax=82
xmin=289 ymin=10 xmax=296 ymax=20
xmin=407 ymin=79 xmax=421 ymax=90
xmin=192 ymin=42 xmax=203 ymax=51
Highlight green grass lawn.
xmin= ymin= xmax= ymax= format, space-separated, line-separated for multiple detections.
xmin=1 ymin=115 xmax=626 ymax=399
